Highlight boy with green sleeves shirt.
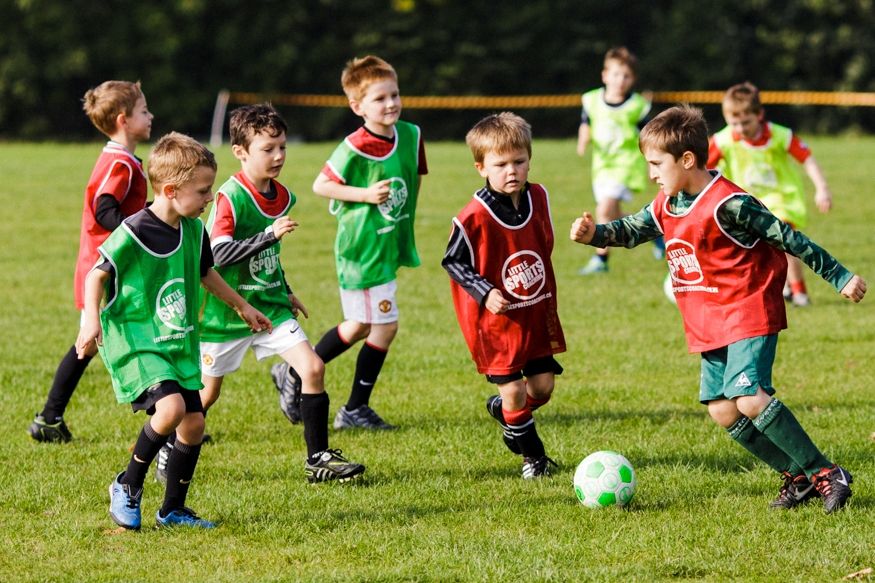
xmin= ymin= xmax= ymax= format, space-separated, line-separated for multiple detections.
xmin=293 ymin=55 xmax=427 ymax=431
xmin=77 ymin=133 xmax=272 ymax=530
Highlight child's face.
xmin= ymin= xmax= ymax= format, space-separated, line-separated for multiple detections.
xmin=475 ymin=148 xmax=530 ymax=196
xmin=351 ymin=79 xmax=401 ymax=134
xmin=124 ymin=96 xmax=153 ymax=143
xmin=643 ymin=146 xmax=693 ymax=197
xmin=234 ymin=131 xmax=287 ymax=186
xmin=601 ymin=61 xmax=636 ymax=97
xmin=170 ymin=165 xmax=217 ymax=218
xmin=722 ymin=107 xmax=763 ymax=140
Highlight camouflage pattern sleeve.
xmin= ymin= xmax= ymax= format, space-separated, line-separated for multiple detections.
xmin=591 ymin=203 xmax=662 ymax=249
xmin=719 ymin=195 xmax=853 ymax=291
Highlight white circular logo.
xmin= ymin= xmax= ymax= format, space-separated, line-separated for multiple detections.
xmin=377 ymin=177 xmax=409 ymax=222
xmin=502 ymin=250 xmax=546 ymax=300
xmin=665 ymin=239 xmax=703 ymax=285
xmin=249 ymin=247 xmax=280 ymax=285
xmin=155 ymin=278 xmax=189 ymax=331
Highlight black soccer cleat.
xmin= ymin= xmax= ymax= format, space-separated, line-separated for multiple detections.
xmin=485 ymin=395 xmax=521 ymax=455
xmin=305 ymin=449 xmax=365 ymax=483
xmin=522 ymin=455 xmax=558 ymax=479
xmin=29 ymin=413 xmax=72 ymax=443
xmin=769 ymin=471 xmax=819 ymax=510
xmin=154 ymin=441 xmax=172 ymax=484
xmin=271 ymin=363 xmax=302 ymax=425
xmin=813 ymin=465 xmax=853 ymax=514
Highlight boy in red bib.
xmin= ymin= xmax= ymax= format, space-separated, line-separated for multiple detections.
xmin=30 ymin=81 xmax=153 ymax=442
xmin=443 ymin=113 xmax=566 ymax=479
xmin=570 ymin=105 xmax=867 ymax=512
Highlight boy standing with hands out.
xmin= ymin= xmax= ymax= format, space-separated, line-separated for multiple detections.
xmin=708 ymin=82 xmax=834 ymax=307
xmin=280 ymin=55 xmax=426 ymax=430
xmin=570 ymin=105 xmax=866 ymax=512
xmin=31 ymin=81 xmax=152 ymax=442
xmin=196 ymin=103 xmax=365 ymax=483
xmin=444 ymin=113 xmax=566 ymax=479
xmin=77 ymin=133 xmax=272 ymax=529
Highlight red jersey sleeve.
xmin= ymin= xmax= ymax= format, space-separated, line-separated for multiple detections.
xmin=787 ymin=134 xmax=812 ymax=163
xmin=92 ymin=160 xmax=135 ymax=209
xmin=209 ymin=193 xmax=236 ymax=244
xmin=706 ymin=137 xmax=723 ymax=169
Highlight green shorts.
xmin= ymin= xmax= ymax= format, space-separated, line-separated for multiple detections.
xmin=699 ymin=335 xmax=778 ymax=403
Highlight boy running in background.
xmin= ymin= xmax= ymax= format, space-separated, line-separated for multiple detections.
xmin=30 ymin=81 xmax=152 ymax=442
xmin=576 ymin=47 xmax=661 ymax=275
xmin=282 ymin=55 xmax=426 ymax=430
xmin=571 ymin=105 xmax=866 ymax=513
xmin=76 ymin=133 xmax=272 ymax=529
xmin=444 ymin=113 xmax=566 ymax=479
xmin=194 ymin=103 xmax=364 ymax=484
xmin=708 ymin=81 xmax=834 ymax=307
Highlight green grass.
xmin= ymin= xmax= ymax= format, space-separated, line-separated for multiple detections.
xmin=1 ymin=136 xmax=874 ymax=582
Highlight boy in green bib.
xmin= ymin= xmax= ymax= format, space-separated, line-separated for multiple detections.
xmin=196 ymin=103 xmax=365 ymax=484
xmin=296 ymin=55 xmax=427 ymax=430
xmin=708 ymin=82 xmax=835 ymax=307
xmin=76 ymin=133 xmax=271 ymax=530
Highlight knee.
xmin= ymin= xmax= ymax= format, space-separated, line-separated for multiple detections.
xmin=707 ymin=400 xmax=740 ymax=428
xmin=298 ymin=354 xmax=325 ymax=386
xmin=735 ymin=393 xmax=771 ymax=420
xmin=177 ymin=413 xmax=205 ymax=445
xmin=369 ymin=322 xmax=398 ymax=346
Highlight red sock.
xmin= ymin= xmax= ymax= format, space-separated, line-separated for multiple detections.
xmin=525 ymin=394 xmax=550 ymax=412
xmin=790 ymin=281 xmax=807 ymax=295
xmin=502 ymin=407 xmax=533 ymax=427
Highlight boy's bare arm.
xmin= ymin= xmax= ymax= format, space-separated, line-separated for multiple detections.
xmin=803 ymin=155 xmax=833 ymax=213
xmin=76 ymin=268 xmax=110 ymax=358
xmin=201 ymin=269 xmax=273 ymax=333
xmin=312 ymin=172 xmax=390 ymax=204
xmin=840 ymin=275 xmax=867 ymax=303
xmin=576 ymin=124 xmax=591 ymax=157
xmin=569 ymin=212 xmax=596 ymax=244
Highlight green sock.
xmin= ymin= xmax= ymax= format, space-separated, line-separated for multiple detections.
xmin=726 ymin=416 xmax=800 ymax=474
xmin=751 ymin=398 xmax=831 ymax=479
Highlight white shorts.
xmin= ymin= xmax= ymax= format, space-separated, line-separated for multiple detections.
xmin=200 ymin=318 xmax=309 ymax=377
xmin=340 ymin=280 xmax=399 ymax=324
xmin=593 ymin=179 xmax=634 ymax=203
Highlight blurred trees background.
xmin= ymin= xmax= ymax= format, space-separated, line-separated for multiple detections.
xmin=1 ymin=0 xmax=874 ymax=141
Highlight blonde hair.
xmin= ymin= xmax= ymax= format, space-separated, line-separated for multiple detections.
xmin=604 ymin=46 xmax=638 ymax=75
xmin=341 ymin=55 xmax=398 ymax=102
xmin=147 ymin=132 xmax=217 ymax=194
xmin=466 ymin=112 xmax=532 ymax=164
xmin=82 ymin=80 xmax=144 ymax=137
xmin=639 ymin=105 xmax=709 ymax=169
xmin=722 ymin=81 xmax=762 ymax=116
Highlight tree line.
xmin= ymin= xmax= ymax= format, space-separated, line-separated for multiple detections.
xmin=2 ymin=0 xmax=873 ymax=141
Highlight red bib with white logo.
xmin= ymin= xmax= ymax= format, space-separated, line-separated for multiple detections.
xmin=652 ymin=175 xmax=787 ymax=352
xmin=450 ymin=184 xmax=566 ymax=375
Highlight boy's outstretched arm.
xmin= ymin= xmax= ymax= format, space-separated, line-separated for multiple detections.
xmin=312 ymin=173 xmax=390 ymax=204
xmin=840 ymin=275 xmax=867 ymax=303
xmin=201 ymin=268 xmax=273 ymax=333
xmin=76 ymin=267 xmax=110 ymax=358
xmin=569 ymin=212 xmax=596 ymax=244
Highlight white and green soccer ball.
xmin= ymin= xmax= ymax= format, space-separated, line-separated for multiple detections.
xmin=573 ymin=451 xmax=636 ymax=508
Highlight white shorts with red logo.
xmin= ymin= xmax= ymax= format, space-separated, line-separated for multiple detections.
xmin=200 ymin=318 xmax=309 ymax=377
xmin=339 ymin=279 xmax=399 ymax=324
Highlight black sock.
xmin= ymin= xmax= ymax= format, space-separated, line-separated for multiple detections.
xmin=346 ymin=343 xmax=388 ymax=410
xmin=514 ymin=421 xmax=546 ymax=459
xmin=301 ymin=392 xmax=330 ymax=458
xmin=160 ymin=440 xmax=202 ymax=516
xmin=42 ymin=346 xmax=92 ymax=420
xmin=121 ymin=421 xmax=167 ymax=489
xmin=314 ymin=326 xmax=352 ymax=364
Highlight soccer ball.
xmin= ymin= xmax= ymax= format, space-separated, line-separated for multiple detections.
xmin=573 ymin=451 xmax=636 ymax=508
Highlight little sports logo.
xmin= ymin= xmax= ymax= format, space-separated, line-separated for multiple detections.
xmin=502 ymin=250 xmax=546 ymax=300
xmin=377 ymin=177 xmax=409 ymax=222
xmin=155 ymin=278 xmax=191 ymax=332
xmin=249 ymin=247 xmax=281 ymax=286
xmin=665 ymin=239 xmax=704 ymax=285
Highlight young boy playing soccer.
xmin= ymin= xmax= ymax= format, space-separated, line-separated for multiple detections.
xmin=76 ymin=132 xmax=273 ymax=529
xmin=285 ymin=55 xmax=426 ymax=431
xmin=708 ymin=81 xmax=835 ymax=307
xmin=30 ymin=80 xmax=152 ymax=442
xmin=194 ymin=103 xmax=364 ymax=484
xmin=443 ymin=112 xmax=566 ymax=479
xmin=570 ymin=105 xmax=867 ymax=512
xmin=576 ymin=47 xmax=662 ymax=275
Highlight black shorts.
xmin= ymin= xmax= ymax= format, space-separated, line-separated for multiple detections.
xmin=131 ymin=380 xmax=204 ymax=415
xmin=486 ymin=356 xmax=564 ymax=385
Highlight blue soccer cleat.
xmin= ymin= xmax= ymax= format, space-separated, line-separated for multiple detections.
xmin=108 ymin=472 xmax=142 ymax=530
xmin=156 ymin=507 xmax=216 ymax=528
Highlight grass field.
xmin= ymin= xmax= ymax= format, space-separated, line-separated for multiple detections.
xmin=1 ymin=136 xmax=874 ymax=582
